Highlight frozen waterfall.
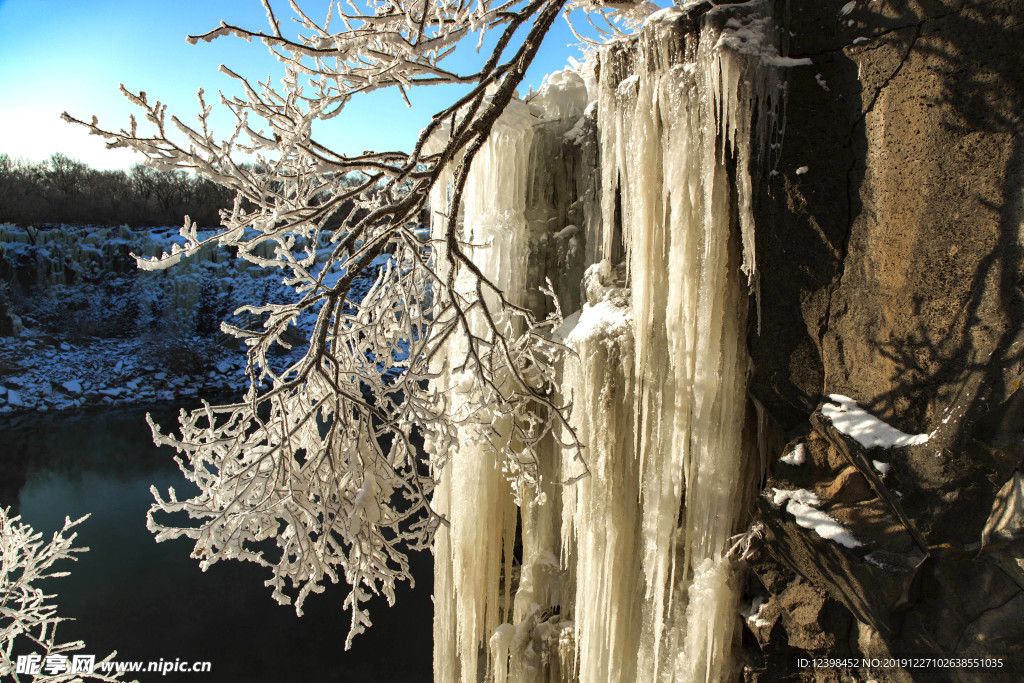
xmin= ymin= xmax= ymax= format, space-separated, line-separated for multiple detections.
xmin=428 ymin=3 xmax=784 ymax=681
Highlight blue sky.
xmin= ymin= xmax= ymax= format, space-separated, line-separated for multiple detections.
xmin=0 ymin=0 xmax=606 ymax=170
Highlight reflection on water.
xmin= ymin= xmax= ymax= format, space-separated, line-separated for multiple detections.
xmin=0 ymin=406 xmax=432 ymax=683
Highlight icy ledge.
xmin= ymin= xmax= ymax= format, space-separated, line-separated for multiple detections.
xmin=821 ymin=394 xmax=931 ymax=449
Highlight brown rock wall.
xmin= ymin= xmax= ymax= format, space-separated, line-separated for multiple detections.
xmin=747 ymin=0 xmax=1024 ymax=679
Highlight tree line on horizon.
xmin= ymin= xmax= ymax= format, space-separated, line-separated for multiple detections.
xmin=0 ymin=152 xmax=233 ymax=228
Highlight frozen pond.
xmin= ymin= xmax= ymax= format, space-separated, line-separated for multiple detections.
xmin=0 ymin=405 xmax=432 ymax=682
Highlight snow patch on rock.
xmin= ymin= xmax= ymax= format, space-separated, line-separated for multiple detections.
xmin=60 ymin=380 xmax=82 ymax=394
xmin=822 ymin=394 xmax=930 ymax=448
xmin=780 ymin=443 xmax=807 ymax=466
xmin=772 ymin=488 xmax=862 ymax=548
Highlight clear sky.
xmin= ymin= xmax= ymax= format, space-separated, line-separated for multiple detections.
xmin=0 ymin=0 xmax=610 ymax=170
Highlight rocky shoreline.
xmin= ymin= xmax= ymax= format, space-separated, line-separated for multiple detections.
xmin=0 ymin=332 xmax=248 ymax=415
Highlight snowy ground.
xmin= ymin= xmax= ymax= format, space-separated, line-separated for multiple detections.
xmin=0 ymin=333 xmax=248 ymax=414
xmin=0 ymin=223 xmax=386 ymax=415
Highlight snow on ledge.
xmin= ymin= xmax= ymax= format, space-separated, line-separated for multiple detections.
xmin=563 ymin=299 xmax=632 ymax=346
xmin=779 ymin=443 xmax=807 ymax=466
xmin=772 ymin=488 xmax=862 ymax=549
xmin=821 ymin=394 xmax=931 ymax=449
xmin=745 ymin=596 xmax=772 ymax=629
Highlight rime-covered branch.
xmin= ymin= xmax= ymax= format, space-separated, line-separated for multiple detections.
xmin=0 ymin=510 xmax=129 ymax=682
xmin=60 ymin=0 xmax=611 ymax=648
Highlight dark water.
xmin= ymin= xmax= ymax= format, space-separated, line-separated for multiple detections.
xmin=0 ymin=406 xmax=433 ymax=683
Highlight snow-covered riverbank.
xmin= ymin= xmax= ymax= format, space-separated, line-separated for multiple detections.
xmin=0 ymin=333 xmax=246 ymax=414
xmin=0 ymin=222 xmax=346 ymax=415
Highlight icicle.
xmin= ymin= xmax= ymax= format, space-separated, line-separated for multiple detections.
xmin=583 ymin=3 xmax=780 ymax=681
xmin=428 ymin=98 xmax=534 ymax=683
xmin=560 ymin=266 xmax=644 ymax=683
xmin=428 ymin=1 xmax=786 ymax=680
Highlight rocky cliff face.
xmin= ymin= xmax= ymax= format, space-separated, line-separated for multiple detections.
xmin=746 ymin=0 xmax=1024 ymax=679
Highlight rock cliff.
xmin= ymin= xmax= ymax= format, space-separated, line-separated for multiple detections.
xmin=746 ymin=1 xmax=1024 ymax=680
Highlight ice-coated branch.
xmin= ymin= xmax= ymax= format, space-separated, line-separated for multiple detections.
xmin=60 ymin=0 xmax=605 ymax=648
xmin=0 ymin=509 xmax=130 ymax=682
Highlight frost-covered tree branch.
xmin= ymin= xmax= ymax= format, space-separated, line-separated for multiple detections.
xmin=0 ymin=509 xmax=128 ymax=682
xmin=60 ymin=0 xmax=627 ymax=648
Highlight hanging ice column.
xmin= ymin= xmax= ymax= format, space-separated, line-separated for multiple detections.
xmin=562 ymin=3 xmax=784 ymax=681
xmin=427 ymin=97 xmax=536 ymax=683
xmin=427 ymin=1 xmax=787 ymax=681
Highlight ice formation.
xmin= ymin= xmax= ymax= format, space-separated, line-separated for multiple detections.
xmin=582 ymin=3 xmax=781 ymax=681
xmin=561 ymin=275 xmax=641 ymax=683
xmin=745 ymin=596 xmax=772 ymax=630
xmin=427 ymin=2 xmax=789 ymax=681
xmin=428 ymin=96 xmax=535 ymax=683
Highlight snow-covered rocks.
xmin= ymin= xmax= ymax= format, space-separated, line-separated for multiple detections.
xmin=0 ymin=334 xmax=248 ymax=416
xmin=61 ymin=379 xmax=82 ymax=394
xmin=6 ymin=388 xmax=23 ymax=407
xmin=0 ymin=220 xmax=342 ymax=416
